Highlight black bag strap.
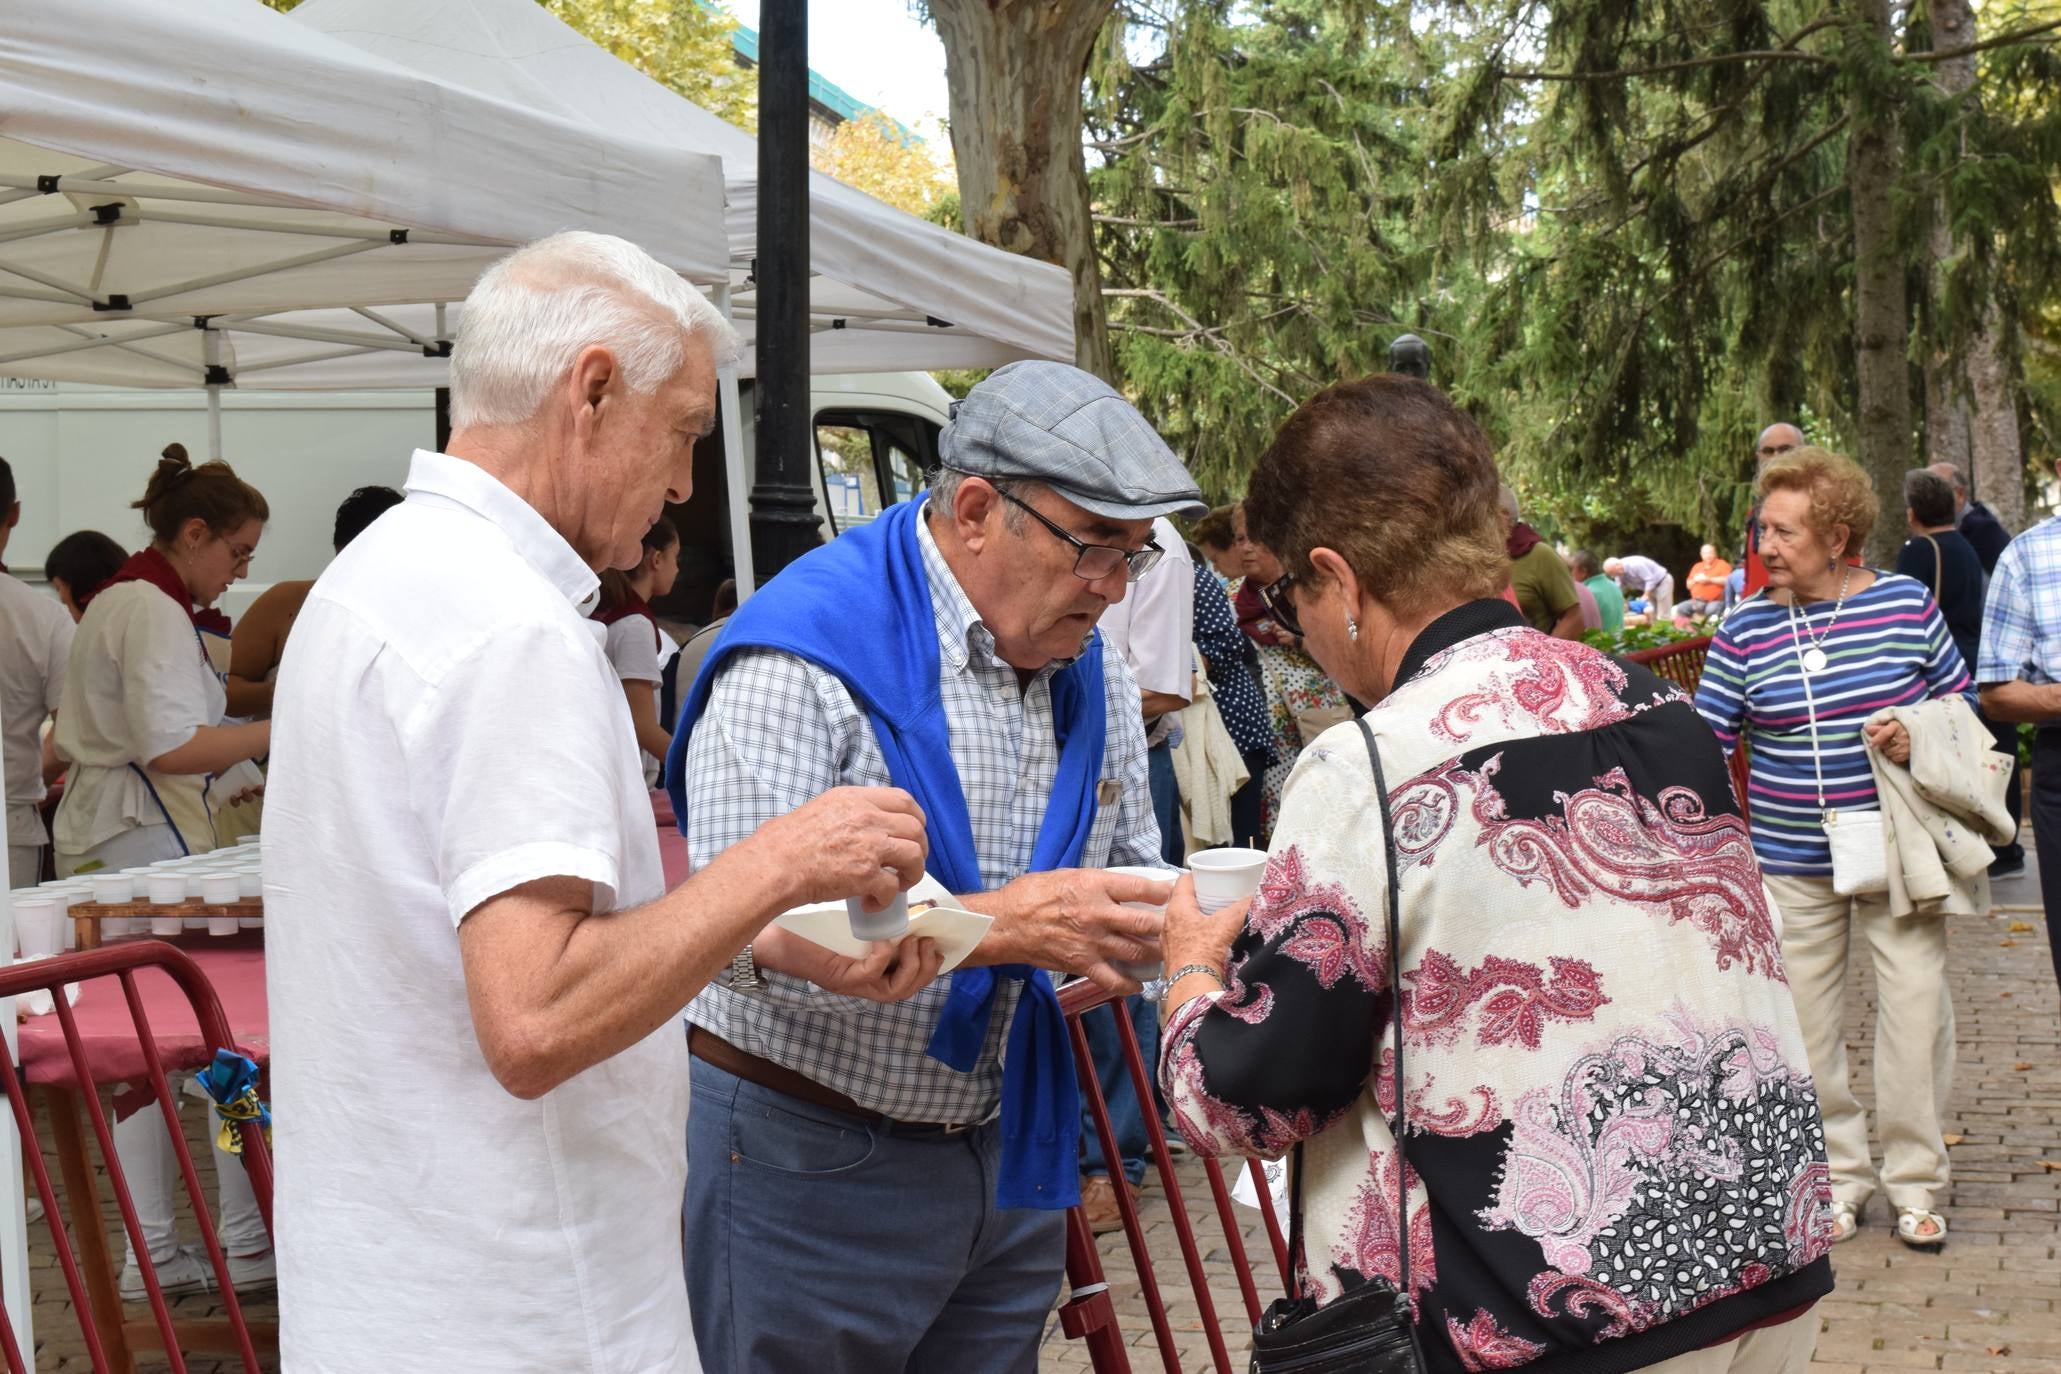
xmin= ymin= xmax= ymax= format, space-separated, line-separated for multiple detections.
xmin=1284 ymin=718 xmax=1412 ymax=1318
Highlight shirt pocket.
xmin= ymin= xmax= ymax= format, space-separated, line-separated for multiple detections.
xmin=1082 ymin=776 xmax=1124 ymax=864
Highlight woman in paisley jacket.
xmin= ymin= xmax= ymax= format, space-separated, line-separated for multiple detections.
xmin=1158 ymin=375 xmax=1835 ymax=1374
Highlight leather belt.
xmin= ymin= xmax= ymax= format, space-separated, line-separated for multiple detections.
xmin=688 ymin=1025 xmax=978 ymax=1137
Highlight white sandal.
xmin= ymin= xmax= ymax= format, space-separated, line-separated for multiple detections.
xmin=1829 ymin=1199 xmax=1860 ymax=1244
xmin=1895 ymin=1206 xmax=1947 ymax=1248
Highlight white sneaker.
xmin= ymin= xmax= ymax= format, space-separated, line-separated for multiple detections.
xmin=118 ymin=1244 xmax=214 ymax=1303
xmin=227 ymin=1247 xmax=275 ymax=1293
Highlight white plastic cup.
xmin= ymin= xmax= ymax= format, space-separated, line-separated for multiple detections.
xmin=1104 ymin=865 xmax=1176 ymax=982
xmin=13 ymin=897 xmax=62 ymax=960
xmin=146 ymin=872 xmax=188 ymax=934
xmin=235 ymin=833 xmax=261 ymax=847
xmin=846 ymin=892 xmax=908 ymax=943
xmin=89 ymin=872 xmax=134 ymax=905
xmin=200 ymin=874 xmax=241 ymax=935
xmin=234 ymin=868 xmax=262 ymax=901
xmin=1188 ymin=847 xmax=1269 ymax=916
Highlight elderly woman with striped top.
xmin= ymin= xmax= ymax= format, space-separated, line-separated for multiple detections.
xmin=1695 ymin=447 xmax=1972 ymax=1250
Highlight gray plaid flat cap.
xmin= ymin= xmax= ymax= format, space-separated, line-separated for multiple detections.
xmin=939 ymin=361 xmax=1206 ymax=521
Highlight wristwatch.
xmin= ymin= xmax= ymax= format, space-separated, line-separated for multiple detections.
xmin=728 ymin=943 xmax=764 ymax=992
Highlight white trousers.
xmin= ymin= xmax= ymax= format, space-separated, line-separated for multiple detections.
xmin=1766 ymin=873 xmax=1952 ymax=1212
xmin=57 ymin=824 xmax=267 ymax=1266
xmin=1650 ymin=573 xmax=1676 ymax=619
xmin=1641 ymin=1313 xmax=1818 ymax=1373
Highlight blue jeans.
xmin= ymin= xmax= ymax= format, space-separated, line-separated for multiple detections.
xmin=685 ymin=1054 xmax=1065 ymax=1373
xmin=1077 ymin=997 xmax=1157 ymax=1187
xmin=1147 ymin=739 xmax=1182 ymax=865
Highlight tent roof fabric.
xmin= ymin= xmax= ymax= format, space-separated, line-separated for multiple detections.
xmin=294 ymin=0 xmax=1076 ymax=378
xmin=0 ymin=0 xmax=731 ymax=390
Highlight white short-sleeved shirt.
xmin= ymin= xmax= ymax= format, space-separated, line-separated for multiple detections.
xmin=0 ymin=574 xmax=72 ymax=849
xmin=262 ymin=450 xmax=693 ymax=1373
xmin=52 ymin=580 xmax=221 ymax=856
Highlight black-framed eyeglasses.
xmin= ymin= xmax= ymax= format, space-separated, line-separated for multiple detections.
xmin=995 ymin=486 xmax=1164 ymax=583
xmin=1258 ymin=571 xmax=1301 ymax=636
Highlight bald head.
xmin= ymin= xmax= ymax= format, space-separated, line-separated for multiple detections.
xmin=1755 ymin=423 xmax=1803 ymax=464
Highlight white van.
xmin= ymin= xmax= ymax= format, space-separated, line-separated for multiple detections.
xmin=0 ymin=371 xmax=952 ymax=624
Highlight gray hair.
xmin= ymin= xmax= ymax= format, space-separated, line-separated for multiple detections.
xmin=448 ymin=231 xmax=740 ymax=429
xmin=1928 ymin=460 xmax=1969 ymax=496
xmin=1497 ymin=483 xmax=1521 ymax=521
xmin=927 ymin=466 xmax=1035 ymax=532
xmin=1905 ymin=468 xmax=1957 ymax=527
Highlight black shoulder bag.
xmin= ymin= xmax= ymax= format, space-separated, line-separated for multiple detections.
xmin=1248 ymin=718 xmax=1427 ymax=1373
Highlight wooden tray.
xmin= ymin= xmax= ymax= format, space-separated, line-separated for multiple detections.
xmin=69 ymin=900 xmax=262 ymax=950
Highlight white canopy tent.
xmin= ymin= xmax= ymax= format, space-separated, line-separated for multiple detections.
xmin=0 ymin=1 xmax=733 ymax=1354
xmin=0 ymin=0 xmax=731 ymax=418
xmin=291 ymin=0 xmax=1077 ymax=378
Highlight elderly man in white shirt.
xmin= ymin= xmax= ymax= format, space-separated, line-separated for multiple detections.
xmin=0 ymin=457 xmax=71 ymax=888
xmin=1605 ymin=551 xmax=1675 ymax=620
xmin=262 ymin=232 xmax=940 ymax=1373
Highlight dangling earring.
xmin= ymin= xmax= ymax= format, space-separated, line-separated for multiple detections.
xmin=1347 ymin=615 xmax=1360 ymax=642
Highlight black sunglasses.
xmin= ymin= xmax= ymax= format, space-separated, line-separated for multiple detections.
xmin=1258 ymin=571 xmax=1301 ymax=636
xmin=995 ymin=487 xmax=1164 ymax=583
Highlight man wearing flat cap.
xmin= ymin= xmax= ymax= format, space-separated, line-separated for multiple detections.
xmin=667 ymin=361 xmax=1202 ymax=1371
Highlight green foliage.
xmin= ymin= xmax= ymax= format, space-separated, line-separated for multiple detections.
xmin=1082 ymin=0 xmax=2061 ymax=553
xmin=1582 ymin=619 xmax=1706 ymax=654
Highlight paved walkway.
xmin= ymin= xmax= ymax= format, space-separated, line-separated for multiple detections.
xmin=11 ymin=863 xmax=2057 ymax=1371
xmin=1041 ymin=858 xmax=2061 ymax=1373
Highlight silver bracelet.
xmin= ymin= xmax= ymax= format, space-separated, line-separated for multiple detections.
xmin=1167 ymin=963 xmax=1227 ymax=989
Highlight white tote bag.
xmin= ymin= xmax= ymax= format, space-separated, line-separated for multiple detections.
xmin=1789 ymin=602 xmax=1889 ymax=896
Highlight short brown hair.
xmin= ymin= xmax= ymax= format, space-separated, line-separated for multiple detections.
xmin=1756 ymin=446 xmax=1876 ymax=557
xmin=1190 ymin=503 xmax=1239 ymax=552
xmin=1244 ymin=375 xmax=1505 ymax=612
xmin=133 ymin=443 xmax=269 ymax=545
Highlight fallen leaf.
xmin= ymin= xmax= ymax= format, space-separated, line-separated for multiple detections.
xmin=1987 ymin=1346 xmax=2011 ymax=1358
xmin=1944 ymin=1133 xmax=1967 ymax=1145
xmin=2010 ymin=921 xmax=2035 ymax=933
xmin=2002 ymin=991 xmax=2014 ymax=998
xmin=2002 ymin=939 xmax=2019 ymax=947
xmin=2041 ymin=1161 xmax=2061 ymax=1172
xmin=2016 ymin=1062 xmax=2036 ymax=1071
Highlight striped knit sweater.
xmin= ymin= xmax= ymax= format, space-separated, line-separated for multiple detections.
xmin=1693 ymin=572 xmax=1972 ymax=876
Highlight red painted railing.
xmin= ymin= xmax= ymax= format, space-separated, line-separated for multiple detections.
xmin=0 ymin=941 xmax=274 ymax=1373
xmin=1054 ymin=980 xmax=1290 ymax=1372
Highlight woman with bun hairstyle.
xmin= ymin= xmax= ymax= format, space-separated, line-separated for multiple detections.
xmin=50 ymin=443 xmax=274 ymax=1298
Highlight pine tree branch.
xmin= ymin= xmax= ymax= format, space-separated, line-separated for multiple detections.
xmin=1902 ymin=16 xmax=2061 ymax=62
xmin=1104 ymin=287 xmax=1301 ymax=405
xmin=1094 ymin=214 xmax=1201 ymax=227
xmin=1499 ymin=49 xmax=1836 ymax=82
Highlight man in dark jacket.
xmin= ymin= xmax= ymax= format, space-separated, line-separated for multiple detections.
xmin=1930 ymin=461 xmax=2011 ymax=574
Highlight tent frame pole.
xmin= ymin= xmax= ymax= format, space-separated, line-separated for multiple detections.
xmin=712 ymin=284 xmax=755 ymax=603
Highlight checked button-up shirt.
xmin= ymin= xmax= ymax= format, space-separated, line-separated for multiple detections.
xmin=682 ymin=512 xmax=1163 ymax=1124
xmin=1978 ymin=516 xmax=2061 ymax=692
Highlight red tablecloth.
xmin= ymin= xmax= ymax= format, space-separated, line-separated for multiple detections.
xmin=16 ymin=938 xmax=269 ymax=1090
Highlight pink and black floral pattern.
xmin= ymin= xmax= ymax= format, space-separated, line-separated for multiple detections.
xmin=1157 ymin=601 xmax=1833 ymax=1374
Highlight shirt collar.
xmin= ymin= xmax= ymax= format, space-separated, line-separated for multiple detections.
xmin=1394 ymin=597 xmax=1528 ymax=690
xmin=402 ymin=450 xmax=599 ymax=608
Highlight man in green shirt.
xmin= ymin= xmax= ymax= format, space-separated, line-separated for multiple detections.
xmin=1570 ymin=548 xmax=1625 ymax=633
xmin=1499 ymin=486 xmax=1584 ymax=638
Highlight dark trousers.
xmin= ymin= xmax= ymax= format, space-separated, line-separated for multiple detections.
xmin=1147 ymin=739 xmax=1182 ymax=865
xmin=1984 ymin=709 xmax=2025 ymax=862
xmin=1228 ymin=749 xmax=1270 ymax=851
xmin=2028 ymin=734 xmax=2061 ymax=992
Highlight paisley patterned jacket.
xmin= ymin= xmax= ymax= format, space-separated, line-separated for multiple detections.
xmin=1160 ymin=598 xmax=1835 ymax=1374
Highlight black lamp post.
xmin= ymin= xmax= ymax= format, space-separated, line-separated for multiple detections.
xmin=747 ymin=0 xmax=822 ymax=584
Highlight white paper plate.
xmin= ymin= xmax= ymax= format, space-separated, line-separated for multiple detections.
xmin=771 ymin=875 xmax=990 ymax=974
